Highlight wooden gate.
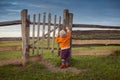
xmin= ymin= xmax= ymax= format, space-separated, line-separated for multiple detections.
xmin=21 ymin=9 xmax=73 ymax=65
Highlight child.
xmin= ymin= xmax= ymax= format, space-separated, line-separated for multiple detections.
xmin=56 ymin=27 xmax=71 ymax=69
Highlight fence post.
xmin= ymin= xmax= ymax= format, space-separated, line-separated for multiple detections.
xmin=21 ymin=9 xmax=29 ymax=66
xmin=69 ymin=13 xmax=73 ymax=56
xmin=32 ymin=14 xmax=36 ymax=54
xmin=36 ymin=14 xmax=41 ymax=55
xmin=42 ymin=12 xmax=46 ymax=55
xmin=27 ymin=15 xmax=30 ymax=52
xmin=63 ymin=9 xmax=69 ymax=30
xmin=48 ymin=13 xmax=51 ymax=49
xmin=51 ymin=15 xmax=57 ymax=53
xmin=63 ymin=9 xmax=73 ymax=56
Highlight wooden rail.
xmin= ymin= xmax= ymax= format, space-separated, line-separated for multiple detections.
xmin=73 ymin=24 xmax=120 ymax=29
xmin=0 ymin=20 xmax=21 ymax=26
xmin=0 ymin=20 xmax=59 ymax=27
xmin=1 ymin=20 xmax=120 ymax=29
xmin=72 ymin=44 xmax=120 ymax=47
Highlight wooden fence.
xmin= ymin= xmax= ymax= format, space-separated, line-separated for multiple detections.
xmin=0 ymin=9 xmax=73 ymax=65
xmin=0 ymin=9 xmax=120 ymax=65
xmin=20 ymin=9 xmax=73 ymax=65
xmin=72 ymin=23 xmax=120 ymax=47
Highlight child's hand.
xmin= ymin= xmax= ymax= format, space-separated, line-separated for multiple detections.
xmin=66 ymin=27 xmax=70 ymax=32
xmin=55 ymin=34 xmax=59 ymax=37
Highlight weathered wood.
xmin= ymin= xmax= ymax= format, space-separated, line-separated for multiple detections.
xmin=30 ymin=22 xmax=54 ymax=26
xmin=72 ymin=30 xmax=120 ymax=40
xmin=47 ymin=13 xmax=51 ymax=49
xmin=68 ymin=13 xmax=73 ymax=56
xmin=29 ymin=23 xmax=120 ymax=29
xmin=36 ymin=14 xmax=41 ymax=55
xmin=57 ymin=16 xmax=61 ymax=55
xmin=51 ymin=15 xmax=56 ymax=53
xmin=27 ymin=15 xmax=30 ymax=56
xmin=72 ymin=24 xmax=120 ymax=29
xmin=32 ymin=14 xmax=36 ymax=54
xmin=42 ymin=12 xmax=46 ymax=55
xmin=30 ymin=26 xmax=58 ymax=46
xmin=63 ymin=9 xmax=69 ymax=30
xmin=1 ymin=20 xmax=119 ymax=29
xmin=59 ymin=16 xmax=62 ymax=30
xmin=72 ymin=44 xmax=120 ymax=47
xmin=29 ymin=46 xmax=58 ymax=50
xmin=0 ymin=20 xmax=21 ymax=26
xmin=21 ymin=9 xmax=29 ymax=66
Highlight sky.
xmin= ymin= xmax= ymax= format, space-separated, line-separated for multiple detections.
xmin=0 ymin=0 xmax=120 ymax=37
xmin=0 ymin=0 xmax=120 ymax=26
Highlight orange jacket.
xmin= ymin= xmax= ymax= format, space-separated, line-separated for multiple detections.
xmin=56 ymin=31 xmax=71 ymax=49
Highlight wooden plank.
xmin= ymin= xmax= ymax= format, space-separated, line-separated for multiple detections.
xmin=30 ymin=22 xmax=54 ymax=26
xmin=29 ymin=22 xmax=120 ymax=29
xmin=58 ymin=16 xmax=62 ymax=31
xmin=0 ymin=20 xmax=21 ymax=26
xmin=51 ymin=15 xmax=56 ymax=53
xmin=21 ymin=9 xmax=29 ymax=66
xmin=42 ymin=12 xmax=46 ymax=55
xmin=63 ymin=9 xmax=69 ymax=30
xmin=72 ymin=24 xmax=120 ymax=29
xmin=30 ymin=26 xmax=58 ymax=46
xmin=36 ymin=14 xmax=41 ymax=55
xmin=68 ymin=13 xmax=73 ymax=56
xmin=72 ymin=30 xmax=120 ymax=40
xmin=57 ymin=16 xmax=61 ymax=56
xmin=29 ymin=46 xmax=58 ymax=50
xmin=27 ymin=15 xmax=30 ymax=56
xmin=47 ymin=13 xmax=51 ymax=49
xmin=72 ymin=44 xmax=120 ymax=47
xmin=32 ymin=14 xmax=36 ymax=54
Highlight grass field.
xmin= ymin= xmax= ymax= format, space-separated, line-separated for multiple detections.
xmin=0 ymin=41 xmax=120 ymax=80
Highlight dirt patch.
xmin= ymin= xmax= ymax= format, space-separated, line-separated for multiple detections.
xmin=39 ymin=60 xmax=86 ymax=74
xmin=0 ymin=56 xmax=85 ymax=74
xmin=0 ymin=58 xmax=22 ymax=66
xmin=0 ymin=56 xmax=42 ymax=66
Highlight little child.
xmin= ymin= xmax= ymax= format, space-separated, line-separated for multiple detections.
xmin=56 ymin=27 xmax=71 ymax=69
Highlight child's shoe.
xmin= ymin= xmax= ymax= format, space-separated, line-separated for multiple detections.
xmin=60 ymin=64 xmax=65 ymax=69
xmin=65 ymin=64 xmax=69 ymax=68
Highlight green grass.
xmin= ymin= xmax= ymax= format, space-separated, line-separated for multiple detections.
xmin=0 ymin=51 xmax=21 ymax=60
xmin=0 ymin=41 xmax=120 ymax=80
xmin=0 ymin=41 xmax=21 ymax=47
xmin=0 ymin=53 xmax=120 ymax=80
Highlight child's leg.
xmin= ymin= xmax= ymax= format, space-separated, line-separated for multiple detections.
xmin=65 ymin=56 xmax=70 ymax=68
xmin=60 ymin=48 xmax=70 ymax=68
xmin=61 ymin=58 xmax=65 ymax=64
xmin=65 ymin=48 xmax=70 ymax=67
xmin=60 ymin=58 xmax=66 ymax=68
xmin=60 ymin=50 xmax=66 ymax=68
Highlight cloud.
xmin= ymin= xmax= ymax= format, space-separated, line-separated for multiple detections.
xmin=6 ymin=9 xmax=20 ymax=13
xmin=22 ymin=1 xmax=64 ymax=9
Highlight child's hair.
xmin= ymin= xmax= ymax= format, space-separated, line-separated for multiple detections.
xmin=59 ymin=30 xmax=66 ymax=38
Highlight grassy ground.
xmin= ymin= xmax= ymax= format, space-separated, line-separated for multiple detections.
xmin=0 ymin=41 xmax=120 ymax=80
xmin=0 ymin=52 xmax=120 ymax=80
